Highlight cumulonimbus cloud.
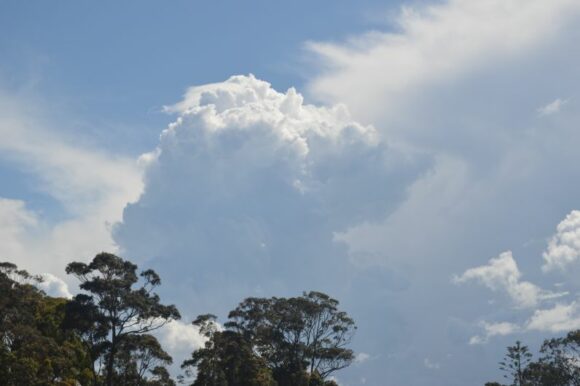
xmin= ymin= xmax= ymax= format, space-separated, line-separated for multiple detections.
xmin=114 ymin=74 xmax=415 ymax=315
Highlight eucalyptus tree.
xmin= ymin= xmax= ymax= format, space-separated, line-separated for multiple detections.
xmin=181 ymin=314 xmax=276 ymax=386
xmin=66 ymin=252 xmax=180 ymax=386
xmin=0 ymin=262 xmax=93 ymax=385
xmin=525 ymin=331 xmax=580 ymax=386
xmin=185 ymin=291 xmax=355 ymax=386
xmin=226 ymin=291 xmax=356 ymax=382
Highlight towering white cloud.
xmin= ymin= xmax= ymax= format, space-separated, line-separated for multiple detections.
xmin=115 ymin=75 xmax=411 ymax=316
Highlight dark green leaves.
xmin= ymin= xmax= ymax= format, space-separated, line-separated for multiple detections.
xmin=185 ymin=291 xmax=356 ymax=386
xmin=0 ymin=262 xmax=93 ymax=386
xmin=65 ymin=252 xmax=180 ymax=386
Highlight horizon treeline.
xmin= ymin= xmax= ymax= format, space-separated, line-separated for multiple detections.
xmin=0 ymin=253 xmax=355 ymax=386
xmin=4 ymin=253 xmax=580 ymax=386
xmin=485 ymin=333 xmax=580 ymax=386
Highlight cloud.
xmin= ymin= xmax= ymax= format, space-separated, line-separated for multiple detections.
xmin=480 ymin=301 xmax=580 ymax=339
xmin=112 ymin=75 xmax=426 ymax=386
xmin=114 ymin=74 xmax=414 ymax=314
xmin=0 ymin=93 xmax=141 ymax=217
xmin=0 ymin=198 xmax=38 ymax=261
xmin=543 ymin=210 xmax=580 ymax=272
xmin=469 ymin=321 xmax=520 ymax=345
xmin=113 ymin=1 xmax=580 ymax=381
xmin=37 ymin=273 xmax=72 ymax=298
xmin=355 ymin=352 xmax=371 ymax=364
xmin=460 ymin=211 xmax=580 ymax=344
xmin=423 ymin=358 xmax=441 ymax=370
xmin=0 ymin=90 xmax=143 ymax=277
xmin=454 ymin=251 xmax=565 ymax=308
xmin=157 ymin=321 xmax=206 ymax=352
xmin=3 ymin=1 xmax=580 ymax=384
xmin=538 ymin=98 xmax=569 ymax=116
xmin=468 ymin=302 xmax=580 ymax=344
xmin=469 ymin=302 xmax=580 ymax=343
xmin=526 ymin=302 xmax=580 ymax=333
xmin=156 ymin=320 xmax=206 ymax=359
xmin=303 ymin=0 xmax=580 ymax=383
xmin=0 ymin=198 xmax=74 ymax=299
xmin=308 ymin=0 xmax=580 ymax=121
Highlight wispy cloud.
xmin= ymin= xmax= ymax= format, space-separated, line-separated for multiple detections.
xmin=537 ymin=98 xmax=569 ymax=116
xmin=469 ymin=321 xmax=520 ymax=345
xmin=424 ymin=357 xmax=441 ymax=370
xmin=308 ymin=0 xmax=580 ymax=121
xmin=0 ymin=90 xmax=143 ymax=278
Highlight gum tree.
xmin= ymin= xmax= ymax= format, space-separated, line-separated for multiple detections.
xmin=66 ymin=253 xmax=180 ymax=386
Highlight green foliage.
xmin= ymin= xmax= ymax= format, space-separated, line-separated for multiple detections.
xmin=181 ymin=315 xmax=276 ymax=386
xmin=487 ymin=332 xmax=580 ymax=386
xmin=0 ymin=262 xmax=93 ymax=385
xmin=114 ymin=334 xmax=174 ymax=385
xmin=499 ymin=341 xmax=533 ymax=386
xmin=11 ymin=250 xmax=580 ymax=386
xmin=184 ymin=291 xmax=356 ymax=386
xmin=524 ymin=330 xmax=580 ymax=385
xmin=1 ymin=257 xmax=356 ymax=386
xmin=65 ymin=252 xmax=181 ymax=386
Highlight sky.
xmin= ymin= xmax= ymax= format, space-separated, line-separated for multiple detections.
xmin=2 ymin=1 xmax=580 ymax=385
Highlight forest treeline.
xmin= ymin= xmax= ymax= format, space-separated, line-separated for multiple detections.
xmin=3 ymin=252 xmax=580 ymax=386
xmin=0 ymin=253 xmax=355 ymax=386
xmin=485 ymin=334 xmax=580 ymax=386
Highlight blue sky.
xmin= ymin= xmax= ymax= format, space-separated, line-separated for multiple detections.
xmin=3 ymin=1 xmax=580 ymax=385
xmin=0 ymin=0 xmax=407 ymax=152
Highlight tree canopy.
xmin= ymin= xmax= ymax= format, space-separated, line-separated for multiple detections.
xmin=9 ymin=253 xmax=580 ymax=385
xmin=182 ymin=291 xmax=356 ymax=386
xmin=0 ymin=255 xmax=356 ymax=386
xmin=0 ymin=262 xmax=93 ymax=385
xmin=486 ymin=332 xmax=580 ymax=386
xmin=65 ymin=252 xmax=180 ymax=386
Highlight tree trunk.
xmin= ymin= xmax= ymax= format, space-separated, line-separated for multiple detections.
xmin=106 ymin=330 xmax=117 ymax=386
